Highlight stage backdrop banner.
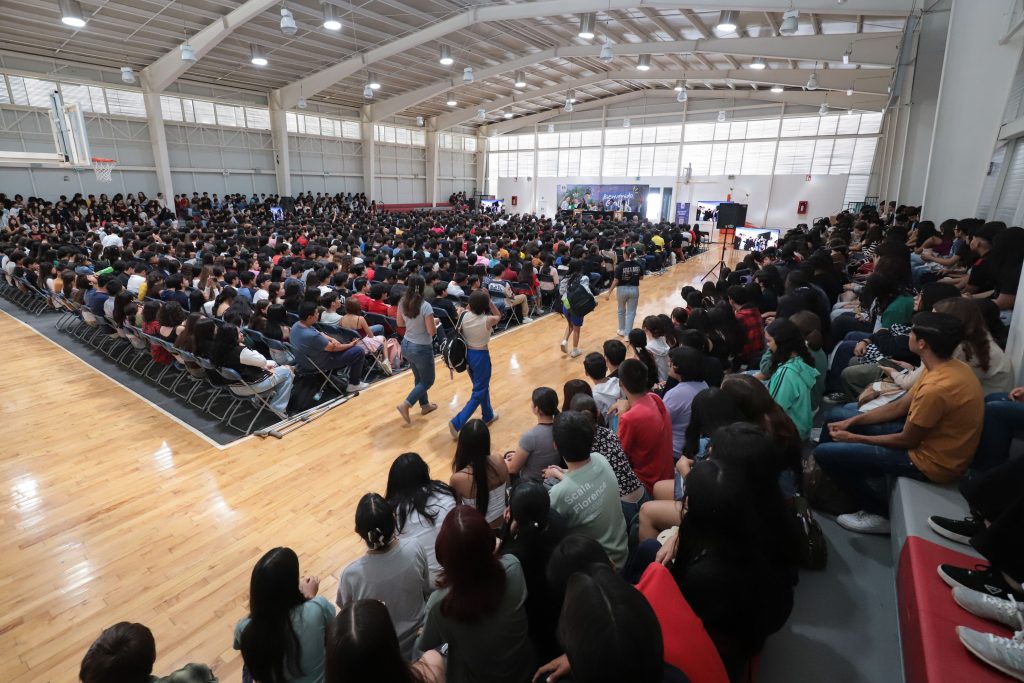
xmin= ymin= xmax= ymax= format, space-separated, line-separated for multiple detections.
xmin=675 ymin=202 xmax=690 ymax=225
xmin=558 ymin=184 xmax=648 ymax=213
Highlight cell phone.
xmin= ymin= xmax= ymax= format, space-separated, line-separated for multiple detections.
xmin=878 ymin=359 xmax=904 ymax=370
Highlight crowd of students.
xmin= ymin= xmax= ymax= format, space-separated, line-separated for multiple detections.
xmin=3 ymin=189 xmax=1024 ymax=682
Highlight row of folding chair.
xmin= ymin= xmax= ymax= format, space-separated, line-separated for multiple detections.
xmin=0 ymin=274 xmax=55 ymax=315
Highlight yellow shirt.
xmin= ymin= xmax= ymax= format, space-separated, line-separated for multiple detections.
xmin=906 ymin=359 xmax=984 ymax=483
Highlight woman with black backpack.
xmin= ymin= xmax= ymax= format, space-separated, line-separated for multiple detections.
xmin=557 ymin=260 xmax=595 ymax=359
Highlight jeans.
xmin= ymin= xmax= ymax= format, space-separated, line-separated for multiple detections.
xmin=827 ymin=313 xmax=872 ymax=352
xmin=247 ymin=366 xmax=294 ymax=415
xmin=620 ymin=488 xmax=652 ymax=528
xmin=827 ymin=331 xmax=872 ymax=393
xmin=321 ymin=346 xmax=366 ymax=385
xmin=402 ymin=339 xmax=435 ymax=407
xmin=974 ymin=393 xmax=1024 ymax=472
xmin=616 ymin=285 xmax=640 ymax=334
xmin=451 ymin=348 xmax=493 ymax=430
xmin=369 ymin=323 xmax=384 ymax=335
xmin=813 ymin=404 xmax=926 ymax=516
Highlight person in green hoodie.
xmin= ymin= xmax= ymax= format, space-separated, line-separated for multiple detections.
xmin=765 ymin=318 xmax=820 ymax=441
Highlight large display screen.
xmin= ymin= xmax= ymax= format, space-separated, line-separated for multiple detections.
xmin=558 ymin=184 xmax=648 ymax=213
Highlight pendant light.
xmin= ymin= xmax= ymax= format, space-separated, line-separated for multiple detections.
xmin=280 ymin=7 xmax=297 ymax=36
xmin=322 ymin=3 xmax=341 ymax=31
xmin=59 ymin=0 xmax=86 ymax=27
xmin=439 ymin=45 xmax=453 ymax=66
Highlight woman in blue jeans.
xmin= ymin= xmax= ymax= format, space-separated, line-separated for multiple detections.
xmin=605 ymin=246 xmax=644 ymax=338
xmin=396 ymin=276 xmax=438 ymax=426
xmin=449 ymin=290 xmax=501 ymax=439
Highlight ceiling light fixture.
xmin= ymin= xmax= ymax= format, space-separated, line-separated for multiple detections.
xmin=806 ymin=72 xmax=818 ymax=90
xmin=321 ymin=3 xmax=341 ymax=31
xmin=578 ymin=12 xmax=596 ymax=40
xmin=367 ymin=72 xmax=381 ymax=90
xmin=477 ymin=108 xmax=487 ymax=120
xmin=250 ymin=44 xmax=268 ymax=66
xmin=677 ymin=89 xmax=687 ymax=103
xmin=416 ymin=116 xmax=424 ymax=127
xmin=463 ymin=66 xmax=474 ymax=83
xmin=564 ymin=99 xmax=573 ymax=113
xmin=716 ymin=10 xmax=739 ymax=33
xmin=297 ymin=97 xmax=307 ymax=109
xmin=780 ymin=9 xmax=799 ymax=35
xmin=623 ymin=117 xmax=630 ymax=128
xmin=59 ymin=0 xmax=86 ymax=28
xmin=673 ymin=80 xmax=684 ymax=92
xmin=819 ymin=102 xmax=829 ymax=115
xmin=846 ymin=87 xmax=853 ymax=96
xmin=599 ymin=38 xmax=614 ymax=62
xmin=180 ymin=42 xmax=197 ymax=63
xmin=363 ymin=84 xmax=373 ymax=99
xmin=503 ymin=111 xmax=513 ymax=119
xmin=548 ymin=124 xmax=556 ymax=133
xmin=717 ymin=110 xmax=727 ymax=122
xmin=770 ymin=84 xmax=784 ymax=93
xmin=514 ymin=70 xmax=526 ymax=88
xmin=280 ymin=7 xmax=297 ymax=36
xmin=446 ymin=92 xmax=457 ymax=106
xmin=439 ymin=45 xmax=453 ymax=66
xmin=120 ymin=66 xmax=135 ymax=84
xmin=636 ymin=54 xmax=651 ymax=71
xmin=566 ymin=89 xmax=577 ymax=103
xmin=843 ymin=47 xmax=851 ymax=65
xmin=750 ymin=57 xmax=766 ymax=70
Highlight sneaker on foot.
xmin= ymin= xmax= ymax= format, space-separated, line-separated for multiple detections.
xmin=824 ymin=392 xmax=848 ymax=404
xmin=346 ymin=381 xmax=369 ymax=393
xmin=957 ymin=626 xmax=1024 ymax=681
xmin=953 ymin=586 xmax=1024 ymax=629
xmin=560 ymin=339 xmax=568 ymax=353
xmin=486 ymin=413 xmax=500 ymax=426
xmin=940 ymin=564 xmax=1024 ymax=601
xmin=449 ymin=421 xmax=460 ymax=440
xmin=568 ymin=349 xmax=582 ymax=358
xmin=616 ymin=330 xmax=626 ymax=337
xmin=928 ymin=515 xmax=982 ymax=546
xmin=836 ymin=510 xmax=891 ymax=535
xmin=522 ymin=316 xmax=535 ymax=323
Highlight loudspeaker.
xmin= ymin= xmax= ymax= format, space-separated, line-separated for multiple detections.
xmin=279 ymin=196 xmax=295 ymax=212
xmin=716 ymin=202 xmax=747 ymax=230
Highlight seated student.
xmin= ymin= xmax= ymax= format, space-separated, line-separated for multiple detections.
xmin=499 ymin=482 xmax=568 ymax=662
xmin=506 ymin=387 xmax=562 ymax=483
xmin=677 ymin=329 xmax=725 ymax=388
xmin=763 ymin=318 xmax=819 ymax=441
xmin=450 ymin=419 xmax=510 ymax=529
xmin=627 ymin=329 xmax=660 ymax=390
xmin=485 ymin=263 xmax=532 ymax=322
xmin=616 ymin=359 xmax=675 ymax=494
xmin=234 ymin=547 xmax=335 ymax=683
xmin=603 ymin=338 xmax=627 ymax=379
xmin=662 ymin=347 xmax=709 ymax=457
xmin=325 ymin=600 xmax=444 ymax=683
xmin=642 ymin=315 xmax=672 ymax=383
xmin=336 ymin=493 xmax=431 ymax=660
xmin=416 ymin=506 xmax=534 ymax=683
xmin=543 ymin=411 xmax=628 ymax=569
xmin=727 ymin=284 xmax=764 ymax=368
xmin=209 ymin=323 xmax=295 ymax=419
xmin=386 ymin=452 xmax=458 ymax=585
xmin=290 ymin=301 xmax=369 ymax=394
xmin=584 ymin=351 xmax=620 ymax=416
xmin=814 ymin=312 xmax=985 ymax=534
xmin=79 ymin=621 xmax=216 ymax=683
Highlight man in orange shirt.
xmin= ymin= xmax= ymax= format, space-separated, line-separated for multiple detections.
xmin=814 ymin=312 xmax=983 ymax=535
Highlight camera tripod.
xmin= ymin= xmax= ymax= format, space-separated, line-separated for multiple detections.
xmin=701 ymin=233 xmax=731 ymax=282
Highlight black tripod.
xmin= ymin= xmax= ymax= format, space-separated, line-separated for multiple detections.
xmin=701 ymin=231 xmax=731 ymax=282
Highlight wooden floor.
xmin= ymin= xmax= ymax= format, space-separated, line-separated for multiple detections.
xmin=0 ymin=249 xmax=739 ymax=682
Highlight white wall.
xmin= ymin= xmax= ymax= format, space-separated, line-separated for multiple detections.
xmin=497 ymin=173 xmax=851 ymax=229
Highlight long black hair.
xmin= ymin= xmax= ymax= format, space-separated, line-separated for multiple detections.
xmin=452 ymin=419 xmax=496 ymax=516
xmin=325 ymin=600 xmax=425 ymax=683
xmin=766 ymin=318 xmax=814 ymax=375
xmin=239 ymin=547 xmax=308 ymax=683
xmin=683 ymin=388 xmax=744 ymax=458
xmin=354 ymin=493 xmax=396 ymax=551
xmin=400 ymin=274 xmax=426 ymax=319
xmin=385 ymin=452 xmax=456 ymax=532
xmin=210 ymin=323 xmax=240 ymax=366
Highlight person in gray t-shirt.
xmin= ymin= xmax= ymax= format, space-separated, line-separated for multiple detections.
xmin=506 ymin=388 xmax=563 ymax=483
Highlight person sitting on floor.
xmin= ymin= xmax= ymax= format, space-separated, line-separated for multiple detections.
xmin=79 ymin=621 xmax=216 ymax=683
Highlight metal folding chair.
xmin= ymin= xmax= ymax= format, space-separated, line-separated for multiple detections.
xmin=216 ymin=367 xmax=281 ymax=435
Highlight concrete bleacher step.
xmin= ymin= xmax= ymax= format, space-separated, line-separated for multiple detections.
xmin=889 ymin=477 xmax=1011 ymax=683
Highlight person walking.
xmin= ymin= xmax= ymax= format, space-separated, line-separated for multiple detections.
xmin=558 ymin=261 xmax=594 ymax=359
xmin=606 ymin=247 xmax=643 ymax=337
xmin=396 ymin=275 xmax=439 ymax=425
xmin=449 ymin=290 xmax=502 ymax=439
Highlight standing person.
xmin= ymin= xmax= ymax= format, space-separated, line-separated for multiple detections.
xmin=449 ymin=290 xmax=502 ymax=438
xmin=396 ymin=276 xmax=439 ymax=425
xmin=336 ymin=494 xmax=431 ymax=660
xmin=234 ymin=547 xmax=335 ymax=683
xmin=605 ymin=246 xmax=643 ymax=338
xmin=557 ymin=261 xmax=594 ymax=359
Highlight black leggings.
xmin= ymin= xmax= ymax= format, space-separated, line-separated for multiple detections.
xmin=960 ymin=455 xmax=1024 ymax=583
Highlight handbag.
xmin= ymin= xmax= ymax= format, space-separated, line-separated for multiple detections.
xmin=793 ymin=495 xmax=828 ymax=571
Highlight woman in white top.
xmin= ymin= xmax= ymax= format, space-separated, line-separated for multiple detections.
xmin=336 ymin=493 xmax=431 ymax=660
xmin=449 ymin=290 xmax=502 ymax=437
xmin=386 ymin=452 xmax=458 ymax=585
xmin=449 ymin=419 xmax=510 ymax=529
xmin=642 ymin=315 xmax=671 ymax=383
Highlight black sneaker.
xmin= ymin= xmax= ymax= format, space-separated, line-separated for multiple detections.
xmin=938 ymin=563 xmax=1024 ymax=601
xmin=928 ymin=515 xmax=982 ymax=546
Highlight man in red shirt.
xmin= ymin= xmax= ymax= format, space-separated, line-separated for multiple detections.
xmin=727 ymin=284 xmax=764 ymax=367
xmin=617 ymin=358 xmax=674 ymax=494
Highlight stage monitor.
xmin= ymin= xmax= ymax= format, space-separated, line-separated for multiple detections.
xmin=716 ymin=202 xmax=748 ymax=230
xmin=733 ymin=227 xmax=781 ymax=251
xmin=270 ymin=206 xmax=284 ymax=221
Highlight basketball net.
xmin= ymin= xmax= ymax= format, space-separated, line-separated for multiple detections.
xmin=91 ymin=157 xmax=117 ymax=183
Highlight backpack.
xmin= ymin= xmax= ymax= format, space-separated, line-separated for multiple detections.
xmin=565 ymin=276 xmax=597 ymax=317
xmin=441 ymin=312 xmax=469 ymax=376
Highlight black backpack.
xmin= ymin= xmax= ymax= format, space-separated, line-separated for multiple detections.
xmin=441 ymin=312 xmax=469 ymax=376
xmin=565 ymin=276 xmax=597 ymax=317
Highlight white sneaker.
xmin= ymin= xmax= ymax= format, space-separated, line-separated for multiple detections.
xmin=954 ymin=587 xmax=1024 ymax=629
xmin=568 ymin=349 xmax=582 ymax=358
xmin=560 ymin=339 xmax=568 ymax=353
xmin=958 ymin=626 xmax=1024 ymax=681
xmin=346 ymin=382 xmax=369 ymax=392
xmin=616 ymin=330 xmax=626 ymax=337
xmin=836 ymin=510 xmax=891 ymax=535
xmin=522 ymin=316 xmax=534 ymax=323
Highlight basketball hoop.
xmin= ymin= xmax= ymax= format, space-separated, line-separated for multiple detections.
xmin=91 ymin=156 xmax=117 ymax=183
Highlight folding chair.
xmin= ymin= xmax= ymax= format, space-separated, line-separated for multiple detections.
xmin=150 ymin=338 xmax=189 ymax=391
xmin=16 ymin=277 xmax=52 ymax=314
xmin=121 ymin=323 xmax=157 ymax=376
xmin=176 ymin=349 xmax=226 ymax=413
xmin=103 ymin=315 xmax=134 ymax=363
xmin=216 ymin=367 xmax=281 ymax=435
xmin=510 ymin=283 xmax=541 ymax=318
xmin=137 ymin=330 xmax=178 ymax=384
xmin=288 ymin=337 xmax=345 ymax=402
xmin=194 ymin=356 xmax=237 ymax=421
xmin=78 ymin=307 xmax=120 ymax=353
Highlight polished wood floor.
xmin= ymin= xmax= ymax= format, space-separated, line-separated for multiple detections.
xmin=0 ymin=248 xmax=740 ymax=682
